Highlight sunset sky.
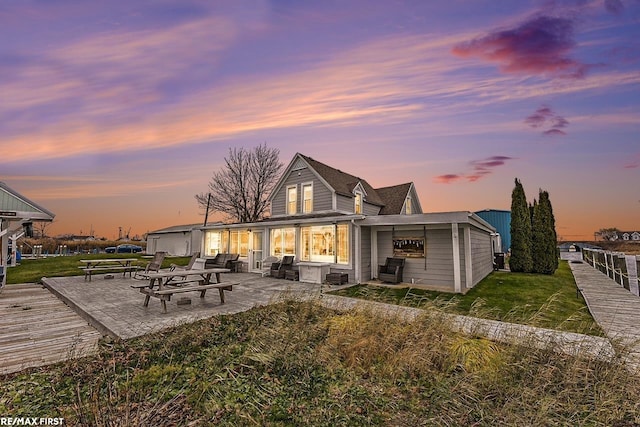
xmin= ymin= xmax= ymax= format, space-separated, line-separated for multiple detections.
xmin=1 ymin=0 xmax=638 ymax=240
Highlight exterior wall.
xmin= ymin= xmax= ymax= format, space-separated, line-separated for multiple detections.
xmin=360 ymin=226 xmax=372 ymax=282
xmin=376 ymin=228 xmax=465 ymax=290
xmin=469 ymin=226 xmax=493 ymax=288
xmin=147 ymin=230 xmax=202 ymax=256
xmin=336 ymin=194 xmax=380 ymax=215
xmin=271 ymin=167 xmax=333 ymax=215
xmin=407 ymin=188 xmax=422 ymax=214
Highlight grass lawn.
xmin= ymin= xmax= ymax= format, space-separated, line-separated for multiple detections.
xmin=4 ymin=254 xmax=191 ymax=284
xmin=330 ymin=261 xmax=602 ymax=335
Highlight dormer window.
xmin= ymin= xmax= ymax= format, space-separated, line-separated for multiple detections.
xmin=354 ymin=192 xmax=363 ymax=214
xmin=405 ymin=197 xmax=412 ymax=215
xmin=287 ymin=186 xmax=297 ymax=215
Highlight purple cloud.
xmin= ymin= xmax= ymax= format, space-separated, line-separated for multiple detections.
xmin=452 ymin=15 xmax=589 ymax=78
xmin=605 ymin=0 xmax=624 ymax=14
xmin=526 ymin=105 xmax=569 ymax=136
xmin=435 ymin=156 xmax=515 ymax=184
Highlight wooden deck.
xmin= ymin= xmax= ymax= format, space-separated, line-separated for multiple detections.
xmin=568 ymin=257 xmax=640 ymax=365
xmin=0 ymin=283 xmax=101 ymax=376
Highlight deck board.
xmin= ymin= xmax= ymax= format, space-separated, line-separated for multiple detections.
xmin=0 ymin=283 xmax=101 ymax=375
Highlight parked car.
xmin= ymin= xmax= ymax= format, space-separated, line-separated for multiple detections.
xmin=105 ymin=244 xmax=143 ymax=254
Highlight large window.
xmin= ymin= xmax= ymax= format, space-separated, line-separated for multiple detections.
xmin=204 ymin=231 xmax=228 ymax=256
xmin=302 ymin=183 xmax=313 ymax=213
xmin=270 ymin=227 xmax=296 ymax=257
xmin=287 ymin=186 xmax=297 ymax=215
xmin=229 ymin=230 xmax=249 ymax=257
xmin=354 ymin=192 xmax=362 ymax=214
xmin=301 ymin=224 xmax=349 ymax=264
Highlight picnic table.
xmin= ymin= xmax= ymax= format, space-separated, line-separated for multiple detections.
xmin=131 ymin=268 xmax=234 ymax=312
xmin=79 ymin=258 xmax=139 ymax=281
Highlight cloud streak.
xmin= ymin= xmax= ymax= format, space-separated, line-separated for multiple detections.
xmin=452 ymin=15 xmax=589 ymax=78
xmin=435 ymin=155 xmax=516 ymax=184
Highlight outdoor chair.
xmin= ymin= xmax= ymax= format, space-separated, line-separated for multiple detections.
xmin=260 ymin=256 xmax=280 ymax=277
xmin=270 ymin=255 xmax=295 ymax=279
xmin=378 ymin=257 xmax=405 ymax=283
xmin=170 ymin=252 xmax=201 ymax=272
xmin=134 ymin=251 xmax=166 ymax=279
xmin=205 ymin=253 xmax=240 ymax=270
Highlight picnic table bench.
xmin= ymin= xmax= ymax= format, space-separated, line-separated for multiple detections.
xmin=79 ymin=258 xmax=139 ymax=281
xmin=131 ymin=267 xmax=234 ymax=312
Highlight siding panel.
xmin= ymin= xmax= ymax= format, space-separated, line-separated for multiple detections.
xmin=470 ymin=227 xmax=493 ymax=287
xmin=377 ymin=229 xmax=456 ymax=290
xmin=271 ymin=167 xmax=333 ymax=215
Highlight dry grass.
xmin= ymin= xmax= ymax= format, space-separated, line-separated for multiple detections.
xmin=2 ymin=300 xmax=639 ymax=425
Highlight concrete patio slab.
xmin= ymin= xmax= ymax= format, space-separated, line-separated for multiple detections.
xmin=42 ymin=273 xmax=322 ymax=340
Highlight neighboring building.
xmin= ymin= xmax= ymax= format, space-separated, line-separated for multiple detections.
xmin=0 ymin=182 xmax=55 ymax=290
xmin=621 ymin=231 xmax=640 ymax=241
xmin=146 ymin=223 xmax=212 ymax=256
xmin=200 ymin=153 xmax=496 ymax=293
xmin=475 ymin=209 xmax=511 ymax=253
xmin=605 ymin=231 xmax=640 ymax=241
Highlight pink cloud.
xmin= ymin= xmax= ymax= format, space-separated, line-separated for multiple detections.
xmin=434 ymin=174 xmax=462 ymax=184
xmin=452 ymin=15 xmax=589 ymax=78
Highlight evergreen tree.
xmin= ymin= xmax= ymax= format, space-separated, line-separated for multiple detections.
xmin=510 ymin=178 xmax=533 ymax=272
xmin=532 ymin=189 xmax=558 ymax=274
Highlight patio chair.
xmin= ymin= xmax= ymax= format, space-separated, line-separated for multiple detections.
xmin=270 ymin=255 xmax=295 ymax=279
xmin=378 ymin=257 xmax=405 ymax=283
xmin=134 ymin=251 xmax=166 ymax=279
xmin=260 ymin=256 xmax=280 ymax=277
xmin=170 ymin=252 xmax=201 ymax=272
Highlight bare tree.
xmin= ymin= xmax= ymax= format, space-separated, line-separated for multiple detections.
xmin=595 ymin=227 xmax=621 ymax=241
xmin=34 ymin=220 xmax=54 ymax=238
xmin=196 ymin=144 xmax=283 ymax=223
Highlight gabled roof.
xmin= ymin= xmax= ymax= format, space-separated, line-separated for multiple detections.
xmin=376 ymin=183 xmax=413 ymax=215
xmin=0 ymin=182 xmax=55 ymax=221
xmin=297 ymin=154 xmax=385 ymax=206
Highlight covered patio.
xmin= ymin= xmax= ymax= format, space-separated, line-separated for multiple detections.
xmin=42 ymin=272 xmax=324 ymax=340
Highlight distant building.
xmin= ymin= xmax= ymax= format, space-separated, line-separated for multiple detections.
xmin=146 ymin=223 xmax=216 ymax=256
xmin=0 ymin=182 xmax=55 ymax=290
xmin=475 ymin=209 xmax=511 ymax=252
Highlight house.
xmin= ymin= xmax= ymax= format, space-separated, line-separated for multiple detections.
xmin=200 ymin=153 xmax=496 ymax=293
xmin=621 ymin=231 xmax=640 ymax=242
xmin=146 ymin=223 xmax=216 ymax=256
xmin=0 ymin=182 xmax=55 ymax=290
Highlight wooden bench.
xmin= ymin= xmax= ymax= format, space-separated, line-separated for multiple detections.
xmin=81 ymin=265 xmax=140 ymax=281
xmin=137 ymin=281 xmax=236 ymax=312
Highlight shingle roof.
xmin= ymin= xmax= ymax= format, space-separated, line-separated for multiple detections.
xmin=298 ymin=154 xmax=385 ymax=206
xmin=376 ymin=183 xmax=412 ymax=215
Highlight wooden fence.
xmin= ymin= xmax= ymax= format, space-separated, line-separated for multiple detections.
xmin=582 ymin=248 xmax=640 ymax=296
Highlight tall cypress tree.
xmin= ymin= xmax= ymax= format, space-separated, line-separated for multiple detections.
xmin=543 ymin=190 xmax=559 ymax=272
xmin=510 ymin=178 xmax=533 ymax=272
xmin=532 ymin=189 xmax=558 ymax=274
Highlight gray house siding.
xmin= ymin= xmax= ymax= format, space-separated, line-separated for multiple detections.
xmin=360 ymin=226 xmax=372 ymax=282
xmin=336 ymin=194 xmax=352 ymax=212
xmin=363 ymin=201 xmax=381 ymax=216
xmin=336 ymin=194 xmax=380 ymax=215
xmin=470 ymin=226 xmax=493 ymax=287
xmin=377 ymin=228 xmax=465 ymax=290
xmin=271 ymin=167 xmax=333 ymax=216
